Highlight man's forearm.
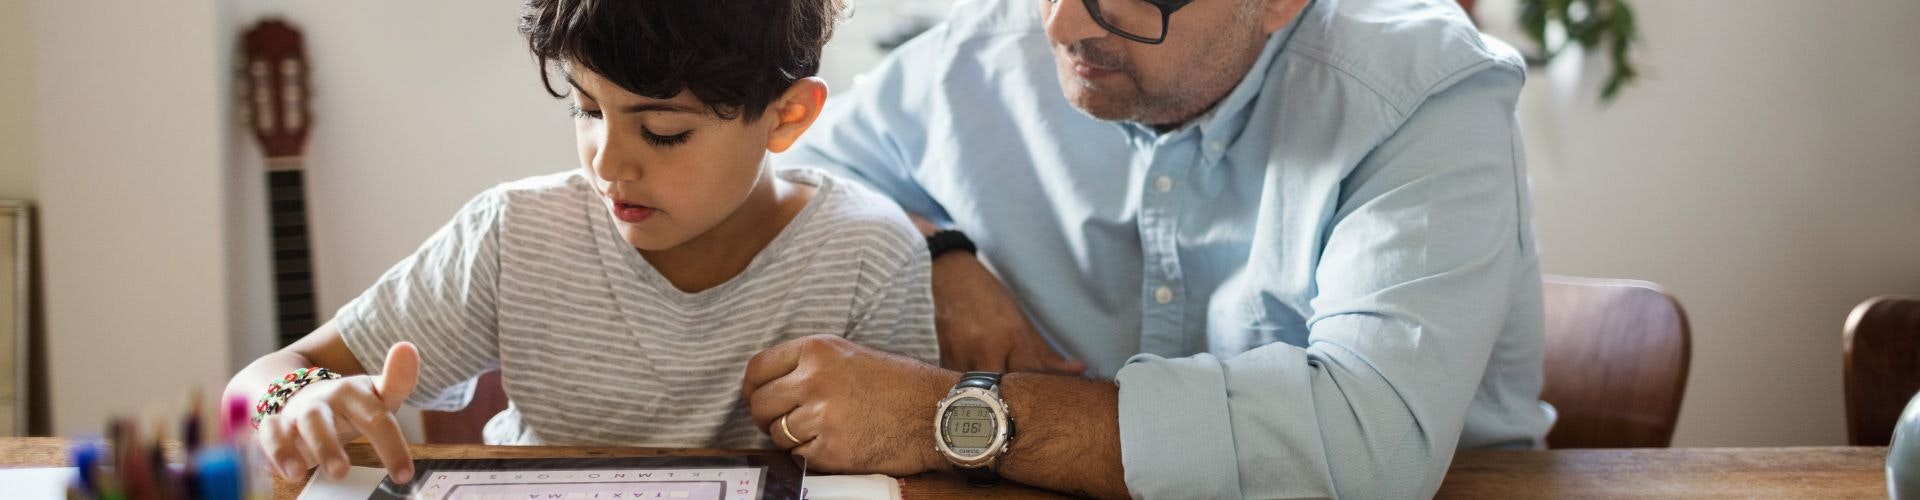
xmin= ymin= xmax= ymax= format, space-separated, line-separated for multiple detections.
xmin=996 ymin=372 xmax=1129 ymax=498
xmin=907 ymin=213 xmax=941 ymax=237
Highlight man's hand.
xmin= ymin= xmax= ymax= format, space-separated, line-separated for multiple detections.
xmin=741 ymin=335 xmax=960 ymax=475
xmin=930 ymin=253 xmax=1088 ymax=375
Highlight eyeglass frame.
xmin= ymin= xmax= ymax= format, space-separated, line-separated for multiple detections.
xmin=1049 ymin=0 xmax=1196 ymax=45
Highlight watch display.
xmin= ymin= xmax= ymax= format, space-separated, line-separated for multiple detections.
xmin=940 ymin=398 xmax=997 ymax=456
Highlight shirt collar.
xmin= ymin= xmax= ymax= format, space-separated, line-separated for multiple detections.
xmin=1117 ymin=7 xmax=1305 ymax=165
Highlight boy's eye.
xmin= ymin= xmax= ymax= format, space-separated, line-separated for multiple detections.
xmin=642 ymin=128 xmax=692 ymax=147
xmin=568 ymin=104 xmax=602 ymax=120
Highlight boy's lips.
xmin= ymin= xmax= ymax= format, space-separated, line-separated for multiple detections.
xmin=608 ymin=196 xmax=657 ymax=224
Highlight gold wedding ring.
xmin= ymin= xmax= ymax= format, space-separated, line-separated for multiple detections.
xmin=778 ymin=414 xmax=803 ymax=445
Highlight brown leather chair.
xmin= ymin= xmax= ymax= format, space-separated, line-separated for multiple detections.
xmin=1842 ymin=295 xmax=1920 ymax=446
xmin=422 ymin=370 xmax=509 ymax=444
xmin=1539 ymin=275 xmax=1692 ymax=448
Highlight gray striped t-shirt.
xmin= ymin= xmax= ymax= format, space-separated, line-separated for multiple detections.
xmin=336 ymin=168 xmax=937 ymax=448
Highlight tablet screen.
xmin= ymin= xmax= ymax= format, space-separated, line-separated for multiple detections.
xmin=364 ymin=453 xmax=804 ymax=500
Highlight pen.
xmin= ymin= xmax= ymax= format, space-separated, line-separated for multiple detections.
xmin=71 ymin=441 xmax=100 ymax=497
xmin=195 ymin=448 xmax=244 ymax=500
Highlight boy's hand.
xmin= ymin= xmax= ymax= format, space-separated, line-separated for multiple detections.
xmin=930 ymin=253 xmax=1086 ymax=375
xmin=257 ymin=342 xmax=420 ymax=484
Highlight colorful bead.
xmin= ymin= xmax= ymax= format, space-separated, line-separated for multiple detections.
xmin=251 ymin=366 xmax=342 ymax=429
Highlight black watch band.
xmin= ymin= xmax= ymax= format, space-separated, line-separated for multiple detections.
xmin=955 ymin=371 xmax=1001 ymax=389
xmin=926 ymin=229 xmax=976 ymax=260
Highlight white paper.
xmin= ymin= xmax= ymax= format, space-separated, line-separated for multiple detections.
xmin=298 ymin=466 xmax=902 ymax=500
xmin=298 ymin=466 xmax=388 ymax=500
xmin=802 ymin=474 xmax=902 ymax=500
xmin=0 ymin=467 xmax=77 ymax=500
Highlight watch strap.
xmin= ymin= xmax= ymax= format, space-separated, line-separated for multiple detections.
xmin=926 ymin=229 xmax=977 ymax=260
xmin=958 ymin=462 xmax=1001 ymax=487
xmin=955 ymin=371 xmax=1001 ymax=391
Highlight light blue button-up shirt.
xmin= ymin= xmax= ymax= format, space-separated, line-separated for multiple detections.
xmin=776 ymin=0 xmax=1553 ymax=497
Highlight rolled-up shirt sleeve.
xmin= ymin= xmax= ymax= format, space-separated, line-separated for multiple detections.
xmin=1115 ymin=66 xmax=1530 ymax=499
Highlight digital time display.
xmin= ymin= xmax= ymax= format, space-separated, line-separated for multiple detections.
xmin=941 ymin=399 xmax=996 ymax=453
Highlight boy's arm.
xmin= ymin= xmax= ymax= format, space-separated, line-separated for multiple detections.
xmin=222 ymin=319 xmax=366 ymax=406
xmin=227 ymin=319 xmax=422 ymax=483
xmin=234 ymin=185 xmax=506 ymax=419
xmin=331 ymin=188 xmax=508 ymax=411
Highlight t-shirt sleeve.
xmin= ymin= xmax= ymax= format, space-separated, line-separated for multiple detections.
xmin=334 ymin=188 xmax=505 ymax=411
xmin=842 ymin=227 xmax=940 ymax=366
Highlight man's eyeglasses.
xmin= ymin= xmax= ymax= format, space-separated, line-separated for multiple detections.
xmin=1048 ymin=0 xmax=1196 ymax=45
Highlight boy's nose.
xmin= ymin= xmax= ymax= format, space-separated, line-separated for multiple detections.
xmin=591 ymin=134 xmax=645 ymax=183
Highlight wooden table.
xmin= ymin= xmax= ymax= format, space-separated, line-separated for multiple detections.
xmin=1435 ymin=446 xmax=1890 ymax=499
xmin=0 ymin=438 xmax=1889 ymax=498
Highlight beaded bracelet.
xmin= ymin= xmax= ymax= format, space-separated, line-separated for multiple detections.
xmin=251 ymin=367 xmax=342 ymax=429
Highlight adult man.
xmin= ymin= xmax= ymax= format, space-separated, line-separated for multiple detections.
xmin=745 ymin=0 xmax=1552 ymax=497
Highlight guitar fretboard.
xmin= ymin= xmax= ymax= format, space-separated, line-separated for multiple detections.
xmin=266 ymin=162 xmax=317 ymax=347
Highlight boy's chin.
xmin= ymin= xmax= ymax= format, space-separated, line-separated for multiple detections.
xmin=619 ymin=225 xmax=686 ymax=252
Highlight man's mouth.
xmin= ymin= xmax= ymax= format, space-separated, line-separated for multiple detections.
xmin=1066 ymin=44 xmax=1125 ymax=80
xmin=1073 ymin=58 xmax=1120 ymax=79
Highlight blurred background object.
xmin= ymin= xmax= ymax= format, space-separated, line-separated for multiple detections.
xmin=0 ymin=201 xmax=36 ymax=437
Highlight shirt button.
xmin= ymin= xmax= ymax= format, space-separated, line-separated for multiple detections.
xmin=1154 ymin=176 xmax=1173 ymax=193
xmin=1154 ymin=286 xmax=1174 ymax=304
xmin=1209 ymin=141 xmax=1225 ymax=153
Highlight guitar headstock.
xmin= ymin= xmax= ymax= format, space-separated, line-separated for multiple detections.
xmin=240 ymin=19 xmax=311 ymax=163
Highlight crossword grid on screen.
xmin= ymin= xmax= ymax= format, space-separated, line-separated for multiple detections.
xmin=409 ymin=467 xmax=765 ymax=500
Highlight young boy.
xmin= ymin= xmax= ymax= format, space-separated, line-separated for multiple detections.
xmin=222 ymin=0 xmax=936 ymax=484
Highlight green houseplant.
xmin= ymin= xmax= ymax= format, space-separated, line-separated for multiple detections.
xmin=1495 ymin=0 xmax=1642 ymax=102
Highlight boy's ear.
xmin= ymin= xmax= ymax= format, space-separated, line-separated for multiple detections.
xmin=764 ymin=77 xmax=828 ymax=153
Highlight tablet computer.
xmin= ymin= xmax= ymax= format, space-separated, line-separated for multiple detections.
xmin=363 ymin=452 xmax=804 ymax=500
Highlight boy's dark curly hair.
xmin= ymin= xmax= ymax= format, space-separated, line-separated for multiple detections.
xmin=520 ymin=0 xmax=844 ymax=121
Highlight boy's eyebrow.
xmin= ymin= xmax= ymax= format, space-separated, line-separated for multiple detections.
xmin=564 ymin=75 xmax=698 ymax=115
xmin=620 ymin=102 xmax=699 ymax=115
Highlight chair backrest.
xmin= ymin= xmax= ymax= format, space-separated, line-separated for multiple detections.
xmin=421 ymin=370 xmax=509 ymax=444
xmin=1842 ymin=296 xmax=1920 ymax=446
xmin=1539 ymin=275 xmax=1691 ymax=448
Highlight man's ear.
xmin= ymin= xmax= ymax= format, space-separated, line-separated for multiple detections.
xmin=764 ymin=77 xmax=829 ymax=153
xmin=1261 ymin=0 xmax=1310 ymax=34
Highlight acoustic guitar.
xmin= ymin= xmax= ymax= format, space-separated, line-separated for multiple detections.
xmin=241 ymin=20 xmax=319 ymax=348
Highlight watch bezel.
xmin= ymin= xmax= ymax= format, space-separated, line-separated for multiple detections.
xmin=933 ymin=387 xmax=1012 ymax=469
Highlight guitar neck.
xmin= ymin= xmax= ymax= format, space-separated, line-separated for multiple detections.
xmin=265 ymin=157 xmax=317 ymax=347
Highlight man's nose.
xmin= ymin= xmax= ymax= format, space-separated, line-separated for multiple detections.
xmin=1044 ymin=0 xmax=1108 ymax=45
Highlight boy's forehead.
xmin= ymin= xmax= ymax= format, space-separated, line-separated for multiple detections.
xmin=564 ymin=65 xmax=701 ymax=113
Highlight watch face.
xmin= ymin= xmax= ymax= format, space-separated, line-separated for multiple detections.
xmin=940 ymin=397 xmax=998 ymax=458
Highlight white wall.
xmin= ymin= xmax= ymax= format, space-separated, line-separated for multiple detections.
xmin=1503 ymin=0 xmax=1920 ymax=446
xmin=0 ymin=0 xmax=37 ymax=201
xmin=29 ymin=0 xmax=234 ymax=435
